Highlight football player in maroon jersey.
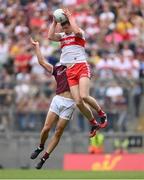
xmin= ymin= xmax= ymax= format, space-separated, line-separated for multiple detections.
xmin=30 ymin=38 xmax=75 ymax=169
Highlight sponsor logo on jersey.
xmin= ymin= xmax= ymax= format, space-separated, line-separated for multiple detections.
xmin=62 ymin=38 xmax=75 ymax=45
xmin=60 ymin=36 xmax=85 ymax=48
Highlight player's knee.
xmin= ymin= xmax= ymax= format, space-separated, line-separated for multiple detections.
xmin=75 ymin=98 xmax=83 ymax=107
xmin=80 ymin=94 xmax=88 ymax=102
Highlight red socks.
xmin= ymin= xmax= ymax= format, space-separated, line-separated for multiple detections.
xmin=39 ymin=144 xmax=44 ymax=149
xmin=98 ymin=109 xmax=105 ymax=117
xmin=89 ymin=110 xmax=106 ymax=125
xmin=89 ymin=118 xmax=97 ymax=126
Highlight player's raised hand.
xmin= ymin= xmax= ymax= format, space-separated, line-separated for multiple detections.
xmin=30 ymin=37 xmax=39 ymax=47
xmin=53 ymin=15 xmax=57 ymax=24
xmin=62 ymin=8 xmax=72 ymax=19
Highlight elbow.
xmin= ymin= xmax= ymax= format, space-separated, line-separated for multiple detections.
xmin=48 ymin=35 xmax=52 ymax=40
xmin=39 ymin=61 xmax=43 ymax=65
xmin=39 ymin=59 xmax=45 ymax=66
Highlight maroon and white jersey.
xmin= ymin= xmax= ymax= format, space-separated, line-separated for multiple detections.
xmin=59 ymin=31 xmax=87 ymax=64
xmin=52 ymin=64 xmax=70 ymax=94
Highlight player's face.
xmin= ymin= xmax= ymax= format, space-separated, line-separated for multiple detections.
xmin=62 ymin=24 xmax=72 ymax=34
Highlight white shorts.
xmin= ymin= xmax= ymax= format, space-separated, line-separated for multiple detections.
xmin=49 ymin=95 xmax=75 ymax=120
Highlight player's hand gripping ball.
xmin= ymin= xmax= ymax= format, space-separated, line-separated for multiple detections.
xmin=53 ymin=9 xmax=68 ymax=23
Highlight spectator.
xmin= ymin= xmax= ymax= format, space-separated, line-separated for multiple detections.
xmin=105 ymin=81 xmax=128 ymax=131
xmin=0 ymin=35 xmax=9 ymax=65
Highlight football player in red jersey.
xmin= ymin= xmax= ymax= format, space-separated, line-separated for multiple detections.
xmin=48 ymin=8 xmax=108 ymax=137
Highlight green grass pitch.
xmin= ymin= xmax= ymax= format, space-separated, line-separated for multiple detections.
xmin=0 ymin=169 xmax=144 ymax=179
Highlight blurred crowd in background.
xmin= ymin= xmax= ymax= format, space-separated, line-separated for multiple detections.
xmin=0 ymin=0 xmax=144 ymax=133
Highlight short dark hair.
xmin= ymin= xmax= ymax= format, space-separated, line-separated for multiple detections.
xmin=61 ymin=20 xmax=70 ymax=26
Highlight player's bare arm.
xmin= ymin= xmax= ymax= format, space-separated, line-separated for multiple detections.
xmin=30 ymin=38 xmax=53 ymax=73
xmin=63 ymin=8 xmax=82 ymax=37
xmin=48 ymin=18 xmax=61 ymax=41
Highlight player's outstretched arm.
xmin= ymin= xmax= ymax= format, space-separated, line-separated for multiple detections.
xmin=30 ymin=38 xmax=53 ymax=73
xmin=63 ymin=8 xmax=83 ymax=37
xmin=48 ymin=18 xmax=61 ymax=41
